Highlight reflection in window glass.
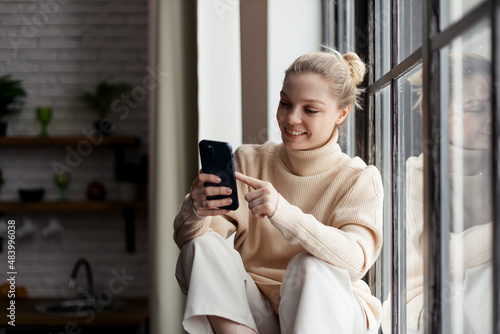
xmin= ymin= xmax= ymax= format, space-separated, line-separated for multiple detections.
xmin=397 ymin=0 xmax=422 ymax=62
xmin=400 ymin=64 xmax=424 ymax=334
xmin=379 ymin=65 xmax=422 ymax=334
xmin=440 ymin=0 xmax=485 ymax=30
xmin=374 ymin=86 xmax=391 ymax=327
xmin=393 ymin=22 xmax=492 ymax=334
xmin=375 ymin=0 xmax=390 ymax=79
xmin=442 ymin=21 xmax=492 ymax=334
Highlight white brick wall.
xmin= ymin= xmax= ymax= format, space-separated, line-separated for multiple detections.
xmin=0 ymin=0 xmax=150 ymax=297
xmin=2 ymin=212 xmax=149 ymax=298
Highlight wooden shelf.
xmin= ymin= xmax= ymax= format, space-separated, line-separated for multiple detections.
xmin=0 ymin=136 xmax=146 ymax=253
xmin=0 ymin=200 xmax=147 ymax=212
xmin=0 ymin=135 xmax=140 ymax=147
xmin=0 ymin=298 xmax=149 ymax=327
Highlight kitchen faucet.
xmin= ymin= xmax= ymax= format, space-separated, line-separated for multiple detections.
xmin=69 ymin=258 xmax=94 ymax=297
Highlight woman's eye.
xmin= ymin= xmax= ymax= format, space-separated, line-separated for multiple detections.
xmin=279 ymin=101 xmax=290 ymax=107
xmin=305 ymin=108 xmax=318 ymax=114
xmin=463 ymin=100 xmax=488 ymax=114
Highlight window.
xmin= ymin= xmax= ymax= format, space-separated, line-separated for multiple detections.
xmin=365 ymin=1 xmax=498 ymax=333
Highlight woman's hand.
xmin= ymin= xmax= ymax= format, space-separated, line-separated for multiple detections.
xmin=236 ymin=172 xmax=279 ymax=218
xmin=190 ymin=169 xmax=233 ymax=217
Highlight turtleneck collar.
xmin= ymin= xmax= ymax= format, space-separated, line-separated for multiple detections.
xmin=280 ymin=128 xmax=341 ymax=177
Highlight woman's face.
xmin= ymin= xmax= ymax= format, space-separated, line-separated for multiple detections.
xmin=450 ymin=73 xmax=491 ymax=150
xmin=276 ymin=72 xmax=350 ymax=151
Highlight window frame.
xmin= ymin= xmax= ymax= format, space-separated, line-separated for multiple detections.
xmin=363 ymin=0 xmax=500 ymax=333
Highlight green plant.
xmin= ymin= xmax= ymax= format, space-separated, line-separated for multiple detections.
xmin=78 ymin=80 xmax=132 ymax=119
xmin=0 ymin=74 xmax=27 ymax=119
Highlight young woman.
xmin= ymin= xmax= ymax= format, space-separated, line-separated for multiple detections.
xmin=174 ymin=50 xmax=384 ymax=334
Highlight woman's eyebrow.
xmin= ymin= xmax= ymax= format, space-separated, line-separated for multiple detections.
xmin=279 ymin=91 xmax=326 ymax=105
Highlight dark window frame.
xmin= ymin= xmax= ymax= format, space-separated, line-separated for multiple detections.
xmin=363 ymin=0 xmax=500 ymax=333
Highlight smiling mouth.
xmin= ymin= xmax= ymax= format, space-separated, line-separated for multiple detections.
xmin=285 ymin=127 xmax=306 ymax=136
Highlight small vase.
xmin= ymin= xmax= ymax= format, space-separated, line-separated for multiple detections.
xmin=86 ymin=180 xmax=106 ymax=201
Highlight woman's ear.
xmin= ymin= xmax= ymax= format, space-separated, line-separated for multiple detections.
xmin=335 ymin=105 xmax=351 ymax=125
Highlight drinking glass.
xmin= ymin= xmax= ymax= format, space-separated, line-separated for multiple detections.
xmin=54 ymin=172 xmax=71 ymax=202
xmin=36 ymin=106 xmax=53 ymax=137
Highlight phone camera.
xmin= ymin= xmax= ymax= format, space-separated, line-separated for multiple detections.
xmin=200 ymin=144 xmax=215 ymax=158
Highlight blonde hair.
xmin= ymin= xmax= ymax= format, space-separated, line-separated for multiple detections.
xmin=284 ymin=48 xmax=366 ymax=110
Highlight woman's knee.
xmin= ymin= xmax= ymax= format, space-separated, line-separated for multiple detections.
xmin=287 ymin=252 xmax=347 ymax=276
xmin=179 ymin=232 xmax=226 ymax=258
xmin=288 ymin=252 xmax=321 ymax=270
xmin=283 ymin=252 xmax=351 ymax=291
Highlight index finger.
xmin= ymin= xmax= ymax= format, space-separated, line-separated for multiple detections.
xmin=235 ymin=172 xmax=264 ymax=189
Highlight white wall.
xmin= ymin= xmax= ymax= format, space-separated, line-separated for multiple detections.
xmin=153 ymin=0 xmax=197 ymax=333
xmin=267 ymin=0 xmax=322 ymax=143
xmin=197 ymin=0 xmax=242 ymax=150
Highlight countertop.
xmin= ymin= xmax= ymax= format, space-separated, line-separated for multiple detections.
xmin=0 ymin=297 xmax=148 ymax=327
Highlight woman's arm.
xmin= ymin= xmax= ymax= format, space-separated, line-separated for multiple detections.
xmin=173 ymin=194 xmax=212 ymax=248
xmin=270 ymin=167 xmax=383 ymax=281
xmin=237 ymin=167 xmax=383 ymax=281
xmin=173 ymin=170 xmax=238 ymax=249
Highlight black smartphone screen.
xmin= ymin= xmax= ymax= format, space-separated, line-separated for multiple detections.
xmin=199 ymin=140 xmax=239 ymax=210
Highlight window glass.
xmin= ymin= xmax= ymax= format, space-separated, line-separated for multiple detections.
xmin=397 ymin=0 xmax=422 ymax=61
xmin=399 ymin=21 xmax=492 ymax=333
xmin=374 ymin=85 xmax=391 ymax=307
xmin=398 ymin=64 xmax=424 ymax=333
xmin=441 ymin=20 xmax=492 ymax=334
xmin=440 ymin=0 xmax=485 ymax=31
xmin=375 ymin=0 xmax=391 ymax=79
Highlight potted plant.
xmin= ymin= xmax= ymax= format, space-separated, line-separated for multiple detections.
xmin=0 ymin=74 xmax=27 ymax=136
xmin=78 ymin=80 xmax=132 ymax=135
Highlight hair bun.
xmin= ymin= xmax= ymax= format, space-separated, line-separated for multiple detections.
xmin=343 ymin=52 xmax=366 ymax=85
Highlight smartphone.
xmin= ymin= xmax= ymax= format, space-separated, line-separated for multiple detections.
xmin=199 ymin=139 xmax=239 ymax=210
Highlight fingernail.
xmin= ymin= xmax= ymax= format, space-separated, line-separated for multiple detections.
xmin=226 ymin=188 xmax=232 ymax=194
xmin=227 ymin=199 xmax=232 ymax=204
xmin=215 ymin=177 xmax=221 ymax=182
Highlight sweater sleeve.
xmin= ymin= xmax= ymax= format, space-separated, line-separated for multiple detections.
xmin=449 ymin=223 xmax=492 ymax=279
xmin=269 ymin=166 xmax=384 ymax=281
xmin=173 ymin=194 xmax=237 ymax=249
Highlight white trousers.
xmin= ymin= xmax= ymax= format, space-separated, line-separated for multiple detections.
xmin=175 ymin=232 xmax=374 ymax=334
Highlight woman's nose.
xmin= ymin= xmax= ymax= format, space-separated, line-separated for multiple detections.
xmin=285 ymin=108 xmax=302 ymax=124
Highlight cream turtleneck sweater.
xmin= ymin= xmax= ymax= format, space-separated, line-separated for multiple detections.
xmin=174 ymin=130 xmax=384 ymax=329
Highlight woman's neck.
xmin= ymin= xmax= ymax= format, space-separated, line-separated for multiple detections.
xmin=281 ymin=129 xmax=341 ymax=176
xmin=450 ymin=145 xmax=490 ymax=176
